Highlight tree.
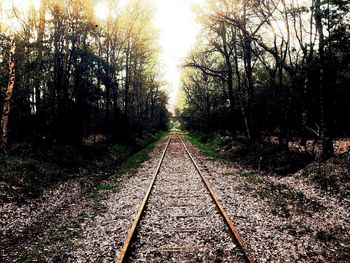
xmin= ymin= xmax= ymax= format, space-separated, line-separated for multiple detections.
xmin=0 ymin=37 xmax=16 ymax=152
xmin=179 ymin=0 xmax=350 ymax=157
xmin=0 ymin=0 xmax=169 ymax=149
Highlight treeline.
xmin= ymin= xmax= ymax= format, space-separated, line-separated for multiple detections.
xmin=179 ymin=0 xmax=350 ymax=159
xmin=0 ymin=0 xmax=168 ymax=151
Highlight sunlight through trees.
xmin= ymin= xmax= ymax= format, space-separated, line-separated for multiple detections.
xmin=0 ymin=0 xmax=168 ymax=150
xmin=179 ymin=0 xmax=350 ymax=159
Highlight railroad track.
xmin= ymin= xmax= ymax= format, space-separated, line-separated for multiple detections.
xmin=119 ymin=134 xmax=254 ymax=262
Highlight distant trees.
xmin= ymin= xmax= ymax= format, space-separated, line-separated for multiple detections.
xmin=181 ymin=66 xmax=227 ymax=132
xmin=0 ymin=0 xmax=168 ymax=150
xmin=180 ymin=0 xmax=350 ymax=159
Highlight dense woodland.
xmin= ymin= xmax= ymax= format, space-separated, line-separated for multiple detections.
xmin=179 ymin=0 xmax=350 ymax=159
xmin=0 ymin=0 xmax=168 ymax=151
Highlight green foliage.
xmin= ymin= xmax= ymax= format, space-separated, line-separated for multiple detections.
xmin=0 ymin=155 xmax=64 ymax=199
xmin=110 ymin=144 xmax=132 ymax=158
xmin=19 ymin=249 xmax=45 ymax=262
xmin=119 ymin=131 xmax=170 ymax=175
xmin=185 ymin=132 xmax=227 ymax=160
xmin=239 ymin=172 xmax=255 ymax=177
xmin=47 ymin=221 xmax=83 ymax=255
xmin=302 ymin=155 xmax=350 ymax=197
xmin=90 ymin=182 xmax=115 ymax=200
xmin=136 ymin=131 xmax=169 ymax=148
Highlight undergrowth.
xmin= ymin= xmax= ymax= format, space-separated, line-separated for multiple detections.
xmin=302 ymin=155 xmax=350 ymax=198
xmin=0 ymin=130 xmax=169 ymax=203
xmin=256 ymin=183 xmax=323 ymax=217
xmin=184 ymin=131 xmax=228 ymax=160
xmin=88 ymin=130 xmax=169 ymax=200
xmin=119 ymin=131 xmax=170 ymax=174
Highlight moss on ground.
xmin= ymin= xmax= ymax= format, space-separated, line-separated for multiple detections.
xmin=89 ymin=182 xmax=116 ymax=200
xmin=301 ymin=155 xmax=350 ymax=198
xmin=255 ymin=183 xmax=323 ymax=217
xmin=118 ymin=131 xmax=170 ymax=175
xmin=184 ymin=131 xmax=228 ymax=161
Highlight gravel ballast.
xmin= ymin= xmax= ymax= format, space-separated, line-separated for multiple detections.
xmin=183 ymin=138 xmax=350 ymax=262
xmin=129 ymin=135 xmax=245 ymax=262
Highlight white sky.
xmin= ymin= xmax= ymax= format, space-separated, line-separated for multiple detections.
xmin=152 ymin=0 xmax=204 ymax=113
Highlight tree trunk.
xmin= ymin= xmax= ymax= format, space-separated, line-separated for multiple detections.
xmin=300 ymin=3 xmax=315 ymax=149
xmin=124 ymin=45 xmax=131 ymax=120
xmin=277 ymin=62 xmax=289 ymax=149
xmin=1 ymin=38 xmax=16 ymax=152
xmin=105 ymin=40 xmax=111 ymax=140
xmin=33 ymin=0 xmax=47 ymax=114
xmin=300 ymin=69 xmax=309 ymax=148
xmin=315 ymin=0 xmax=334 ymax=159
xmin=243 ymin=36 xmax=256 ymax=142
xmin=221 ymin=30 xmax=235 ymax=133
xmin=233 ymin=42 xmax=251 ymax=141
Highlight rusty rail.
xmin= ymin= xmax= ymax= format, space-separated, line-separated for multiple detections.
xmin=179 ymin=135 xmax=255 ymax=263
xmin=118 ymin=135 xmax=172 ymax=263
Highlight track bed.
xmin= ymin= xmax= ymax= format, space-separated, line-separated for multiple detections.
xmin=120 ymin=135 xmax=252 ymax=262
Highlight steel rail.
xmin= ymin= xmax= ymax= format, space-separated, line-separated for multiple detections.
xmin=179 ymin=135 xmax=255 ymax=263
xmin=118 ymin=135 xmax=172 ymax=263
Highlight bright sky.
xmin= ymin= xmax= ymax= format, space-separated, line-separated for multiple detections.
xmin=0 ymin=0 xmax=41 ymax=32
xmin=152 ymin=0 xmax=204 ymax=113
xmin=95 ymin=0 xmax=204 ymax=113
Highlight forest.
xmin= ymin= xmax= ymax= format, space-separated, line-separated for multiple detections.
xmin=0 ymin=0 xmax=168 ymax=149
xmin=178 ymin=0 xmax=350 ymax=160
xmin=0 ymin=0 xmax=170 ymax=205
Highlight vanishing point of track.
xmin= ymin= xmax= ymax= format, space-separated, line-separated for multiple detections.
xmin=119 ymin=134 xmax=254 ymax=262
